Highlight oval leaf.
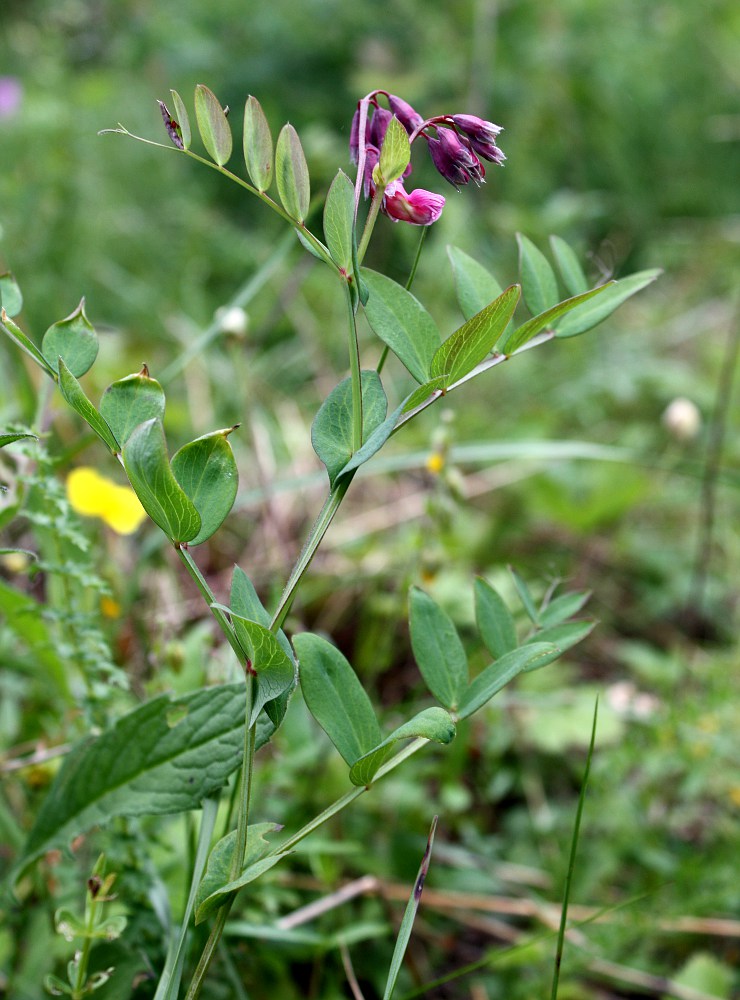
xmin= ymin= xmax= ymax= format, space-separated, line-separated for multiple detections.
xmin=549 ymin=235 xmax=588 ymax=296
xmin=275 ymin=123 xmax=310 ymax=222
xmin=377 ymin=115 xmax=411 ymax=186
xmin=194 ymin=84 xmax=232 ymax=166
xmin=311 ymin=370 xmax=387 ymax=487
xmin=430 ymin=285 xmax=520 ymax=387
xmin=474 ymin=578 xmax=517 ymax=660
xmin=0 ymin=271 xmax=23 ymax=317
xmin=122 ymin=418 xmax=201 ymax=543
xmin=362 ymin=269 xmax=440 ymax=384
xmin=16 ymin=683 xmax=275 ymax=876
xmin=58 ymin=358 xmax=120 ymax=454
xmin=457 ymin=643 xmax=559 ymax=720
xmin=497 ymin=283 xmax=614 ymax=355
xmin=243 ymin=95 xmax=273 ymax=192
xmin=517 ymin=233 xmax=559 ymax=316
xmin=194 ymin=823 xmax=285 ymax=924
xmin=294 ymin=632 xmax=381 ymax=766
xmin=324 ymin=170 xmax=355 ymax=273
xmin=554 ymin=269 xmax=662 ymax=338
xmin=169 ymin=89 xmax=191 ymax=150
xmin=99 ymin=367 xmax=166 ymax=448
xmin=349 ymin=708 xmax=456 ymax=786
xmin=447 ymin=247 xmax=503 ymax=321
xmin=171 ymin=427 xmax=238 ymax=545
xmin=41 ymin=299 xmax=99 ymax=377
xmin=219 ymin=612 xmax=295 ymax=724
xmin=409 ymin=587 xmax=468 ymax=710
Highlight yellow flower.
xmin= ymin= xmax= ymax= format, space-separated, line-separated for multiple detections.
xmin=66 ymin=467 xmax=147 ymax=535
xmin=425 ymin=452 xmax=445 ymax=475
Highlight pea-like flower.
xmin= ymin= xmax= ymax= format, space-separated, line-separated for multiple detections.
xmin=428 ymin=128 xmax=485 ymax=188
xmin=381 ymin=180 xmax=445 ymax=226
xmin=451 ymin=114 xmax=506 ymax=164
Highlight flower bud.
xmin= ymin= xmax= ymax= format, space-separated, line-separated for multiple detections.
xmin=662 ymin=397 xmax=701 ymax=441
xmin=451 ymin=114 xmax=506 ymax=164
xmin=368 ymin=106 xmax=392 ymax=149
xmin=349 ymin=107 xmax=361 ymax=164
xmin=382 ymin=180 xmax=445 ymax=226
xmin=387 ymin=94 xmax=424 ymax=133
xmin=428 ymin=128 xmax=485 ymax=188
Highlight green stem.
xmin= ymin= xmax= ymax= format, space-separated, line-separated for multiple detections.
xmin=72 ymin=888 xmax=99 ymax=998
xmin=270 ymin=479 xmax=352 ymax=633
xmin=357 ymin=185 xmax=385 ymax=263
xmin=176 ymin=545 xmax=245 ymax=665
xmin=183 ymin=905 xmax=230 ymax=1000
xmin=344 ymin=281 xmax=364 ymax=453
xmin=230 ymin=680 xmax=256 ymax=881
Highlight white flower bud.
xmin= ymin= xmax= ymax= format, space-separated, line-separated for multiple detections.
xmin=662 ymin=397 xmax=701 ymax=441
xmin=216 ymin=305 xmax=249 ymax=336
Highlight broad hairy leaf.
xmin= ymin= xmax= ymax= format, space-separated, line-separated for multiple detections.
xmin=409 ymin=587 xmax=468 ymax=710
xmin=549 ymin=235 xmax=588 ymax=296
xmin=275 ymin=123 xmax=310 ymax=222
xmin=243 ymin=95 xmax=273 ymax=191
xmin=497 ymin=283 xmax=614 ymax=355
xmin=41 ymin=299 xmax=98 ymax=377
xmin=294 ymin=632 xmax=381 ymax=766
xmin=457 ymin=643 xmax=560 ymax=720
xmin=58 ymin=359 xmax=120 ymax=454
xmin=554 ymin=269 xmax=662 ymax=338
xmin=517 ymin=233 xmax=559 ymax=316
xmin=122 ymin=418 xmax=201 ymax=543
xmin=349 ymin=708 xmax=456 ymax=786
xmin=361 ymin=269 xmax=440 ymax=384
xmin=99 ymin=367 xmax=165 ymax=448
xmin=171 ymin=427 xmax=239 ymax=545
xmin=169 ymin=89 xmax=191 ymax=150
xmin=1 ymin=310 xmax=56 ymax=377
xmin=447 ymin=246 xmax=503 ymax=320
xmin=377 ymin=115 xmax=411 ymax=186
xmin=430 ymin=285 xmax=520 ymax=387
xmin=194 ymin=823 xmax=285 ymax=924
xmin=17 ymin=683 xmax=275 ymax=875
xmin=194 ymin=84 xmax=232 ymax=166
xmin=0 ymin=272 xmax=22 ymax=317
xmin=323 ymin=170 xmax=355 ymax=273
xmin=474 ymin=578 xmax=518 ymax=660
xmin=311 ymin=370 xmax=387 ymax=486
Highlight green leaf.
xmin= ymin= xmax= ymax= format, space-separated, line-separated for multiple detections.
xmin=525 ymin=619 xmax=596 ymax=653
xmin=41 ymin=299 xmax=99 ymax=377
xmin=447 ymin=247 xmax=503 ymax=320
xmin=335 ymin=398 xmax=405 ymax=485
xmin=323 ymin=170 xmax=355 ymax=273
xmin=409 ymin=587 xmax=468 ymax=710
xmin=122 ymin=418 xmax=201 ymax=543
xmin=430 ymin=285 xmax=520 ymax=387
xmin=171 ymin=427 xmax=238 ymax=545
xmin=497 ymin=283 xmax=614 ymax=355
xmin=401 ymin=376 xmax=448 ymax=414
xmin=457 ymin=643 xmax=559 ymax=720
xmin=549 ymin=235 xmax=588 ymax=296
xmin=376 ymin=115 xmax=411 ymax=186
xmin=194 ymin=823 xmax=285 ymax=923
xmin=58 ymin=359 xmax=120 ymax=454
xmin=16 ymin=683 xmax=275 ymax=875
xmin=554 ymin=269 xmax=662 ymax=338
xmin=0 ymin=310 xmax=56 ymax=377
xmin=517 ymin=234 xmax=559 ymax=316
xmin=361 ymin=269 xmax=440 ymax=384
xmin=474 ymin=578 xmax=517 ymax=659
xmin=350 ymin=708 xmax=455 ymax=786
xmin=311 ymin=371 xmax=387 ymax=487
xmin=0 ymin=272 xmax=23 ymax=317
xmin=510 ymin=567 xmax=540 ymax=624
xmin=219 ymin=612 xmax=295 ymax=724
xmin=294 ymin=632 xmax=381 ymax=766
xmin=169 ymin=89 xmax=191 ymax=150
xmin=0 ymin=578 xmax=70 ymax=698
xmin=539 ymin=589 xmax=591 ymax=627
xmin=243 ymin=95 xmax=273 ymax=191
xmin=381 ymin=816 xmax=437 ymax=1000
xmin=194 ymin=84 xmax=232 ymax=165
xmin=99 ymin=366 xmax=165 ymax=448
xmin=0 ymin=431 xmax=36 ymax=448
xmin=275 ymin=123 xmax=310 ymax=222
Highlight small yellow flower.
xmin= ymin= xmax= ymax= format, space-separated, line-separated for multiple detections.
xmin=425 ymin=452 xmax=445 ymax=475
xmin=66 ymin=467 xmax=147 ymax=535
xmin=100 ymin=595 xmax=122 ymax=619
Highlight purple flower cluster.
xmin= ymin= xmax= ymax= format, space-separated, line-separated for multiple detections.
xmin=351 ymin=90 xmax=505 ymax=226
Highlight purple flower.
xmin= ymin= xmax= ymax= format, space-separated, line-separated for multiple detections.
xmin=368 ymin=106 xmax=392 ymax=149
xmin=349 ymin=108 xmax=361 ymax=163
xmin=382 ymin=180 xmax=445 ymax=226
xmin=0 ymin=77 xmax=22 ymax=119
xmin=428 ymin=128 xmax=485 ymax=188
xmin=387 ymin=94 xmax=424 ymax=133
xmin=451 ymin=113 xmax=506 ymax=165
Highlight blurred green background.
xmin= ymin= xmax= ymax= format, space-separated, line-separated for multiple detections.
xmin=1 ymin=1 xmax=739 ymax=998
